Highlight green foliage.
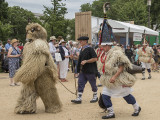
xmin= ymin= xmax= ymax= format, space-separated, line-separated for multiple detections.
xmin=107 ymin=0 xmax=148 ymax=26
xmin=81 ymin=0 xmax=116 ymax=18
xmin=91 ymin=0 xmax=114 ymax=18
xmin=67 ymin=19 xmax=75 ymax=40
xmin=0 ymin=0 xmax=41 ymax=43
xmin=7 ymin=6 xmax=41 ymax=43
xmin=151 ymin=0 xmax=160 ymax=30
xmin=0 ymin=0 xmax=8 ymax=23
xmin=41 ymin=0 xmax=68 ymax=40
xmin=0 ymin=21 xmax=12 ymax=43
xmin=80 ymin=3 xmax=92 ymax=12
xmin=0 ymin=0 xmax=11 ymax=43
xmin=81 ymin=0 xmax=148 ymax=26
xmin=0 ymin=0 xmax=75 ymax=43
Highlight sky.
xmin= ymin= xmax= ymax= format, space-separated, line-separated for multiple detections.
xmin=5 ymin=0 xmax=95 ymax=19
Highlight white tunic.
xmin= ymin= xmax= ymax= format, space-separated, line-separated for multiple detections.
xmin=102 ymin=86 xmax=133 ymax=97
xmin=141 ymin=62 xmax=151 ymax=69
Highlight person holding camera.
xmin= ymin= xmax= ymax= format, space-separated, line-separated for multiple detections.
xmin=7 ymin=39 xmax=21 ymax=86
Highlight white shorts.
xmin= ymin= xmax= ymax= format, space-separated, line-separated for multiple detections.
xmin=102 ymin=86 xmax=132 ymax=98
xmin=141 ymin=62 xmax=151 ymax=69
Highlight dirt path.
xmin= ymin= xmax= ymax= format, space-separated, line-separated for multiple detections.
xmin=0 ymin=71 xmax=160 ymax=120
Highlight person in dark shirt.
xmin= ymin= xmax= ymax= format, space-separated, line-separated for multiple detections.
xmin=125 ymin=45 xmax=133 ymax=62
xmin=71 ymin=36 xmax=98 ymax=104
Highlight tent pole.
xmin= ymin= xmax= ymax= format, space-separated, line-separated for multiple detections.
xmin=156 ymin=36 xmax=159 ymax=44
xmin=126 ymin=27 xmax=130 ymax=47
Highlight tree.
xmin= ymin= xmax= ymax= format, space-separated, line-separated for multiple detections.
xmin=81 ymin=0 xmax=116 ymax=18
xmin=67 ymin=19 xmax=75 ymax=40
xmin=150 ymin=0 xmax=160 ymax=30
xmin=0 ymin=21 xmax=12 ymax=43
xmin=0 ymin=0 xmax=11 ymax=42
xmin=7 ymin=6 xmax=41 ymax=43
xmin=80 ymin=3 xmax=92 ymax=12
xmin=0 ymin=0 xmax=8 ymax=23
xmin=81 ymin=0 xmax=148 ymax=26
xmin=107 ymin=0 xmax=148 ymax=26
xmin=41 ymin=0 xmax=68 ymax=40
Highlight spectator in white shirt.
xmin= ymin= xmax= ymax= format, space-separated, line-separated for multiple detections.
xmin=49 ymin=36 xmax=57 ymax=61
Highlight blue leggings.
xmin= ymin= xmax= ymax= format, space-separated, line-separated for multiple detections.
xmin=102 ymin=94 xmax=136 ymax=108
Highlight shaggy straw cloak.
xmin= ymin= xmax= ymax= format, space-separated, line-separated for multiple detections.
xmin=97 ymin=46 xmax=136 ymax=89
xmin=14 ymin=23 xmax=62 ymax=114
xmin=137 ymin=47 xmax=155 ymax=64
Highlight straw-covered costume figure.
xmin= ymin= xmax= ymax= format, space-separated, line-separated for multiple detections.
xmin=97 ymin=2 xmax=141 ymax=119
xmin=14 ymin=23 xmax=62 ymax=114
xmin=137 ymin=36 xmax=154 ymax=80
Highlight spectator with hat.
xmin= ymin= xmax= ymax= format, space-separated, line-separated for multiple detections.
xmin=71 ymin=36 xmax=98 ymax=104
xmin=7 ymin=39 xmax=21 ymax=86
xmin=58 ymin=39 xmax=70 ymax=82
xmin=49 ymin=36 xmax=57 ymax=62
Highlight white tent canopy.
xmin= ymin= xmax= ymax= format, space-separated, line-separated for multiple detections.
xmin=92 ymin=16 xmax=159 ymax=36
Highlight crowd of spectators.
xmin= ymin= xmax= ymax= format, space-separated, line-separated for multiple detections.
xmin=1 ymin=37 xmax=160 ymax=85
xmin=48 ymin=36 xmax=81 ymax=82
xmin=124 ymin=44 xmax=160 ymax=72
xmin=48 ymin=35 xmax=160 ymax=83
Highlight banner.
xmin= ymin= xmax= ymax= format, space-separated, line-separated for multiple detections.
xmin=133 ymin=33 xmax=142 ymax=41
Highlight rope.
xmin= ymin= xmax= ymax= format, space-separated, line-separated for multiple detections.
xmin=58 ymin=80 xmax=77 ymax=95
xmin=58 ymin=56 xmax=78 ymax=96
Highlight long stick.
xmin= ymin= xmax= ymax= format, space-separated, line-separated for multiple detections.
xmin=72 ymin=58 xmax=78 ymax=97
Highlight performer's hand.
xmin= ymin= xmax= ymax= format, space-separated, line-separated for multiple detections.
xmin=81 ymin=60 xmax=87 ymax=65
xmin=109 ymin=76 xmax=116 ymax=83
